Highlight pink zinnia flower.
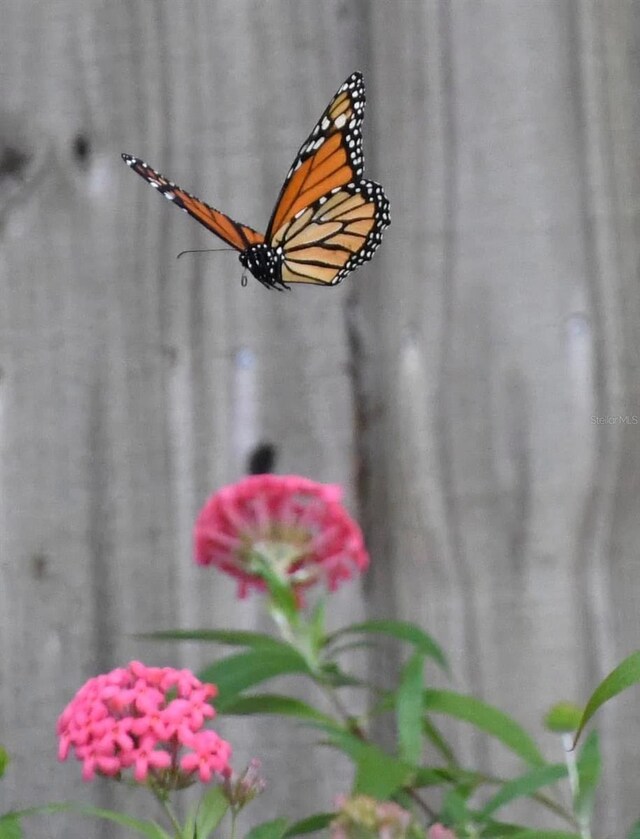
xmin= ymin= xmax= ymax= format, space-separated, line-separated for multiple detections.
xmin=57 ymin=661 xmax=232 ymax=789
xmin=194 ymin=475 xmax=369 ymax=599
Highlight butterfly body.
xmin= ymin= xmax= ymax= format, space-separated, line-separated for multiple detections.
xmin=123 ymin=72 xmax=389 ymax=289
xmin=238 ymin=243 xmax=286 ymax=290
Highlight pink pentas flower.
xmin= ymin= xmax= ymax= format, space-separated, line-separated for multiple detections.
xmin=180 ymin=729 xmax=233 ymax=783
xmin=427 ymin=827 xmax=457 ymax=839
xmin=222 ymin=757 xmax=267 ymax=807
xmin=194 ymin=474 xmax=369 ymax=599
xmin=57 ymin=661 xmax=232 ymax=789
xmin=331 ymin=795 xmax=413 ymax=839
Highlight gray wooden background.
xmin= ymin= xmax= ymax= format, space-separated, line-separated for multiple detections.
xmin=2 ymin=1 xmax=640 ymax=836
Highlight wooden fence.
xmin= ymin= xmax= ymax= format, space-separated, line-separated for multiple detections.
xmin=2 ymin=2 xmax=640 ymax=836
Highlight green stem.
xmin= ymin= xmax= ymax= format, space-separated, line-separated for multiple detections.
xmin=151 ymin=787 xmax=183 ymax=838
xmin=315 ymin=677 xmax=439 ymax=817
xmin=230 ymin=806 xmax=239 ymax=839
xmin=563 ymin=733 xmax=592 ymax=839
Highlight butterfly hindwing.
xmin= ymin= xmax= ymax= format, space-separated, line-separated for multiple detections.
xmin=121 ymin=154 xmax=264 ymax=252
xmin=276 ymin=179 xmax=390 ymax=286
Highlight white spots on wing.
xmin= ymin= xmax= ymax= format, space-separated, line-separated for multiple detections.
xmin=321 ymin=116 xmax=330 ymax=130
xmin=334 ymin=113 xmax=347 ymax=129
xmin=304 ymin=137 xmax=325 ymax=154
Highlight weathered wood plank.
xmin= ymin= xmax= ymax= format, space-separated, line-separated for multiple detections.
xmin=360 ymin=0 xmax=640 ymax=832
xmin=0 ymin=3 xmax=366 ymax=837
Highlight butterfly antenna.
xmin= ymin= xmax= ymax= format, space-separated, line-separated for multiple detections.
xmin=176 ymin=247 xmax=234 ymax=259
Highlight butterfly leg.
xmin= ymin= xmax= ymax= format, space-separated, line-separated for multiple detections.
xmin=271 ymin=278 xmax=291 ymax=292
xmin=253 ymin=276 xmax=290 ymax=292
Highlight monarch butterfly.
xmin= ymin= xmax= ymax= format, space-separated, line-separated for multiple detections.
xmin=122 ymin=72 xmax=389 ymax=290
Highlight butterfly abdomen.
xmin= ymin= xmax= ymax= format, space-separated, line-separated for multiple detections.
xmin=239 ymin=243 xmax=287 ymax=290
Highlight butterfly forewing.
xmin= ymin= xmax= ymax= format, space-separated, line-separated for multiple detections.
xmin=121 ymin=155 xmax=264 ymax=251
xmin=264 ymin=72 xmax=367 ymax=241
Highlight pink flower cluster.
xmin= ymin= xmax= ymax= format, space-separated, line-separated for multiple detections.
xmin=57 ymin=661 xmax=232 ymax=787
xmin=194 ymin=475 xmax=369 ymax=599
xmin=331 ymin=795 xmax=413 ymax=839
xmin=330 ymin=796 xmax=458 ymax=839
xmin=428 ymin=827 xmax=457 ymax=839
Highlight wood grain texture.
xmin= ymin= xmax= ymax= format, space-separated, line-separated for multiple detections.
xmin=1 ymin=1 xmax=640 ymax=836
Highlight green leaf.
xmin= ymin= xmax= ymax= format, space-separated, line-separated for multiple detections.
xmin=353 ymin=743 xmax=414 ymax=799
xmin=421 ymin=716 xmax=457 ymax=765
xmin=627 ymin=820 xmax=640 ymax=839
xmin=544 ymin=702 xmax=582 ymax=734
xmin=573 ymin=650 xmax=640 ymax=745
xmin=477 ymin=764 xmax=568 ymax=817
xmin=0 ymin=816 xmax=21 ymax=839
xmin=190 ymin=785 xmax=229 ymax=839
xmin=412 ymin=766 xmax=478 ymax=788
xmin=63 ymin=806 xmax=171 ymax=839
xmin=441 ymin=788 xmax=470 ymax=821
xmin=309 ymin=599 xmax=326 ymax=656
xmin=218 ymin=693 xmax=336 ymax=725
xmin=325 ymin=640 xmax=378 ymax=657
xmin=574 ymin=730 xmax=600 ymax=824
xmin=317 ymin=662 xmax=368 ymax=689
xmin=505 ymin=832 xmax=580 ymax=839
xmin=2 ymin=804 xmax=170 ymax=839
xmin=310 ymin=724 xmax=413 ymax=799
xmin=136 ymin=629 xmax=292 ymax=650
xmin=245 ymin=818 xmax=289 ymax=839
xmin=481 ymin=825 xmax=580 ymax=838
xmin=199 ymin=649 xmax=311 ymax=708
xmin=0 ymin=748 xmax=9 ymax=779
xmin=327 ymin=620 xmax=448 ymax=672
xmin=396 ymin=652 xmax=424 ymax=764
xmin=423 ymin=689 xmax=545 ymax=766
xmin=283 ymin=813 xmax=334 ymax=837
xmin=480 ymin=822 xmax=524 ymax=837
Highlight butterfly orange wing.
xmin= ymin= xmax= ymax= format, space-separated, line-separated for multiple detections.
xmin=122 ymin=154 xmax=264 ymax=251
xmin=274 ymin=180 xmax=389 ymax=286
xmin=265 ymin=72 xmax=369 ymax=240
xmin=265 ymin=72 xmax=390 ymax=285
